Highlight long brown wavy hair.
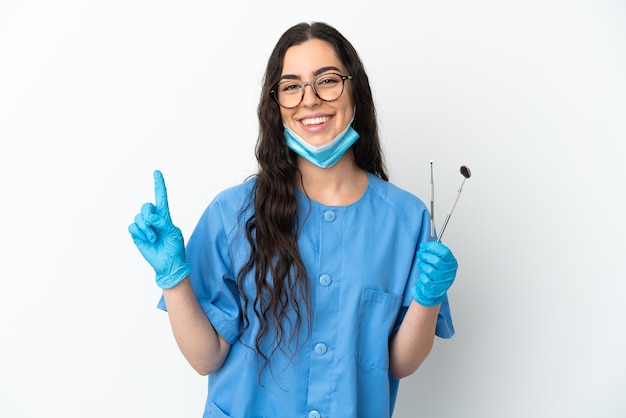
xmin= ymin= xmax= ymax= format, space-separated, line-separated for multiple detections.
xmin=236 ymin=21 xmax=388 ymax=377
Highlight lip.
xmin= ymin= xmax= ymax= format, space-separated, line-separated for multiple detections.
xmin=298 ymin=114 xmax=334 ymax=132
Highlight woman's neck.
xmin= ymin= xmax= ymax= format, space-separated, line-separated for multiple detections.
xmin=296 ymin=150 xmax=368 ymax=206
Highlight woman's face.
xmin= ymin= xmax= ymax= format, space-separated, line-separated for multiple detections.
xmin=279 ymin=38 xmax=354 ymax=147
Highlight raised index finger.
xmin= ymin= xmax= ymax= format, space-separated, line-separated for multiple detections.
xmin=153 ymin=169 xmax=171 ymax=221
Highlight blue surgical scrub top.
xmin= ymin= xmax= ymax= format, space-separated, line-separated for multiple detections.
xmin=158 ymin=172 xmax=454 ymax=418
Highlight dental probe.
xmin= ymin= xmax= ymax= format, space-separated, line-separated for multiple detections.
xmin=430 ymin=160 xmax=435 ymax=240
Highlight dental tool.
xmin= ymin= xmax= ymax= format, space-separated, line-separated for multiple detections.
xmin=436 ymin=165 xmax=472 ymax=243
xmin=430 ymin=160 xmax=435 ymax=240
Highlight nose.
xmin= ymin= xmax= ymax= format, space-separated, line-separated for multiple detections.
xmin=301 ymin=81 xmax=321 ymax=106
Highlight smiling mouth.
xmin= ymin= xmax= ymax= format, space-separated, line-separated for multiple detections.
xmin=301 ymin=116 xmax=331 ymax=126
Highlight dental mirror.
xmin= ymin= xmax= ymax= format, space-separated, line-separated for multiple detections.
xmin=436 ymin=165 xmax=471 ymax=243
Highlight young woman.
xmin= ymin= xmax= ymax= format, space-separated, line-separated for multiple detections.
xmin=129 ymin=21 xmax=457 ymax=418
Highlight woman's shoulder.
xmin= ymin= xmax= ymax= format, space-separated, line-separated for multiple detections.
xmin=366 ymin=172 xmax=427 ymax=212
xmin=213 ymin=176 xmax=257 ymax=205
xmin=200 ymin=176 xmax=257 ymax=221
xmin=363 ymin=173 xmax=429 ymax=237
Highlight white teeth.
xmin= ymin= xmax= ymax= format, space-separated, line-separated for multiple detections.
xmin=302 ymin=116 xmax=330 ymax=126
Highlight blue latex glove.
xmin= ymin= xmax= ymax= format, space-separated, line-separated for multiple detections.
xmin=128 ymin=170 xmax=192 ymax=289
xmin=412 ymin=241 xmax=458 ymax=307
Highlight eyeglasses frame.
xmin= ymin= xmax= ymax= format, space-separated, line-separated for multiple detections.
xmin=270 ymin=73 xmax=353 ymax=109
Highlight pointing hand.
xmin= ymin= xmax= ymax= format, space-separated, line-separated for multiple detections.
xmin=128 ymin=170 xmax=192 ymax=289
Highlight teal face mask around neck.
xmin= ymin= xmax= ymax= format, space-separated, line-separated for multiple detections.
xmin=283 ymin=118 xmax=360 ymax=168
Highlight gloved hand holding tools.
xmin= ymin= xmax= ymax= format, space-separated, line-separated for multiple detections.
xmin=412 ymin=241 xmax=458 ymax=307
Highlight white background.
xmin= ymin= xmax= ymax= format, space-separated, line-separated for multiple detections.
xmin=1 ymin=1 xmax=625 ymax=417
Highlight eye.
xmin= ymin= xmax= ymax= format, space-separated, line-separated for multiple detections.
xmin=279 ymin=81 xmax=300 ymax=93
xmin=316 ymin=74 xmax=341 ymax=87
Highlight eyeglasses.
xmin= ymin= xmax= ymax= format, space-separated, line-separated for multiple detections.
xmin=271 ymin=73 xmax=352 ymax=109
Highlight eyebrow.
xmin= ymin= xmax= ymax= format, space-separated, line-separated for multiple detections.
xmin=279 ymin=66 xmax=343 ymax=81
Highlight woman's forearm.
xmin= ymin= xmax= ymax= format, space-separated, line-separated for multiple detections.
xmin=389 ymin=300 xmax=440 ymax=379
xmin=162 ymin=277 xmax=230 ymax=375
